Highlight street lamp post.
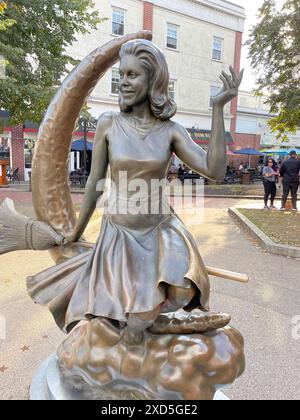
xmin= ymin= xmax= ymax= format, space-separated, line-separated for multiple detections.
xmin=83 ymin=116 xmax=88 ymax=186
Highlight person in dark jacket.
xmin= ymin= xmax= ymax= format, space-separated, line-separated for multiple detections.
xmin=280 ymin=151 xmax=300 ymax=211
xmin=178 ymin=164 xmax=186 ymax=185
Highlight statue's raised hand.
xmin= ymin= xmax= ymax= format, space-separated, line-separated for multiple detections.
xmin=213 ymin=66 xmax=244 ymax=107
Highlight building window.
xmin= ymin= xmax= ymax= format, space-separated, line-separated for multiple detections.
xmin=239 ymin=96 xmax=248 ymax=107
xmin=212 ymin=37 xmax=223 ymax=61
xmin=24 ymin=138 xmax=36 ymax=169
xmin=167 ymin=24 xmax=179 ymax=50
xmin=0 ymin=137 xmax=10 ymax=160
xmin=168 ymin=80 xmax=176 ymax=100
xmin=112 ymin=8 xmax=125 ymax=36
xmin=209 ymin=86 xmax=220 ymax=108
xmin=111 ymin=68 xmax=120 ymax=95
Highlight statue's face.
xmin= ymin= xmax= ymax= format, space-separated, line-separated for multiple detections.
xmin=119 ymin=55 xmax=149 ymax=108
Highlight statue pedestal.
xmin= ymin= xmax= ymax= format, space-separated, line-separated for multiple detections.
xmin=30 ymin=355 xmax=230 ymax=400
xmin=30 ymin=317 xmax=245 ymax=401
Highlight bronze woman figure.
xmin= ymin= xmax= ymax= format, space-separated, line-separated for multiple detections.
xmin=0 ymin=32 xmax=247 ymax=399
xmin=26 ymin=38 xmax=243 ymax=346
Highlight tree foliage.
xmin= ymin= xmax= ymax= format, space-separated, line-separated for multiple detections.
xmin=0 ymin=1 xmax=102 ymax=124
xmin=247 ymin=0 xmax=300 ymax=140
xmin=0 ymin=2 xmax=15 ymax=31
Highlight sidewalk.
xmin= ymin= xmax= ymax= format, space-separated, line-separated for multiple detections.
xmin=0 ymin=182 xmax=32 ymax=202
xmin=195 ymin=198 xmax=300 ymax=400
xmin=0 ymin=197 xmax=299 ymax=400
xmin=0 ymin=183 xmax=83 ymax=208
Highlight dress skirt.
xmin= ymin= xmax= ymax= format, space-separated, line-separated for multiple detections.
xmin=27 ymin=212 xmax=210 ymax=333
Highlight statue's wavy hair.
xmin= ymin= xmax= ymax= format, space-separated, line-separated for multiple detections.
xmin=119 ymin=40 xmax=177 ymax=120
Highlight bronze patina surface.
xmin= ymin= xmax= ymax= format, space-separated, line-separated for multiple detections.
xmin=31 ymin=31 xmax=153 ymax=264
xmin=57 ymin=316 xmax=245 ymax=401
xmin=28 ymin=35 xmax=244 ymax=343
xmin=1 ymin=31 xmax=246 ymax=400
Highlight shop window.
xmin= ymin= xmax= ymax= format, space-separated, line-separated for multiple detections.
xmin=0 ymin=137 xmax=10 ymax=160
xmin=24 ymin=139 xmax=36 ymax=169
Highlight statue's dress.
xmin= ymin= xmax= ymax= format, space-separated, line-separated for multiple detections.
xmin=27 ymin=113 xmax=210 ymax=332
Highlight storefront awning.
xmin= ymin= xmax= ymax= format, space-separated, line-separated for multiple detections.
xmin=187 ymin=128 xmax=233 ymax=145
xmin=71 ymin=138 xmax=93 ymax=152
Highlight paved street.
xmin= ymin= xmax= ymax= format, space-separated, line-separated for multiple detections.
xmin=0 ymin=191 xmax=299 ymax=400
xmin=191 ymin=198 xmax=300 ymax=400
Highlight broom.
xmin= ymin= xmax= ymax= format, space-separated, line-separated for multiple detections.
xmin=0 ymin=198 xmax=65 ymax=255
xmin=0 ymin=199 xmax=249 ymax=284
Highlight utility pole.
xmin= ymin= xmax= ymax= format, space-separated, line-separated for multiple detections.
xmin=83 ymin=116 xmax=88 ymax=186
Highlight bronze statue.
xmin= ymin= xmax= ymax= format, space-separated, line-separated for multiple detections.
xmin=0 ymin=32 xmax=246 ymax=400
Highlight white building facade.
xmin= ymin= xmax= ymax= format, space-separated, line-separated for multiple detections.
xmin=67 ymin=0 xmax=246 ymax=133
xmin=237 ymin=90 xmax=300 ymax=150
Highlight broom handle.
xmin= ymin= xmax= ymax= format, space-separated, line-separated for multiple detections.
xmin=206 ymin=266 xmax=249 ymax=283
xmin=75 ymin=242 xmax=249 ymax=284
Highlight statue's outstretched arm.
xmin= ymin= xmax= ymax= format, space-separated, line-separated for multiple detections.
xmin=172 ymin=66 xmax=243 ymax=181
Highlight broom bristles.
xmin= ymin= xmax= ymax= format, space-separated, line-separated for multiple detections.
xmin=0 ymin=198 xmax=64 ymax=255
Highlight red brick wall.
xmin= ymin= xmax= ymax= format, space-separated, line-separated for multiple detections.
xmin=229 ymin=133 xmax=261 ymax=169
xmin=230 ymin=32 xmax=243 ymax=137
xmin=11 ymin=125 xmax=25 ymax=181
xmin=143 ymin=2 xmax=153 ymax=31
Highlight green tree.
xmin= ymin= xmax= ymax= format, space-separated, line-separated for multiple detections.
xmin=247 ymin=0 xmax=300 ymax=141
xmin=0 ymin=2 xmax=15 ymax=31
xmin=0 ymin=0 xmax=102 ymax=124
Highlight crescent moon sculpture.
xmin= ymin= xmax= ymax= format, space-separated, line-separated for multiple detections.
xmin=31 ymin=31 xmax=152 ymax=263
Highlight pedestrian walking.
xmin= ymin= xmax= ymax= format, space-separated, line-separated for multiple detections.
xmin=280 ymin=151 xmax=300 ymax=212
xmin=263 ymin=159 xmax=279 ymax=209
xmin=178 ymin=164 xmax=186 ymax=185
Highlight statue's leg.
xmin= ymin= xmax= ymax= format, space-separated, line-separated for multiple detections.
xmin=122 ymin=284 xmax=197 ymax=345
xmin=122 ymin=306 xmax=162 ymax=346
xmin=161 ymin=284 xmax=197 ymax=313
